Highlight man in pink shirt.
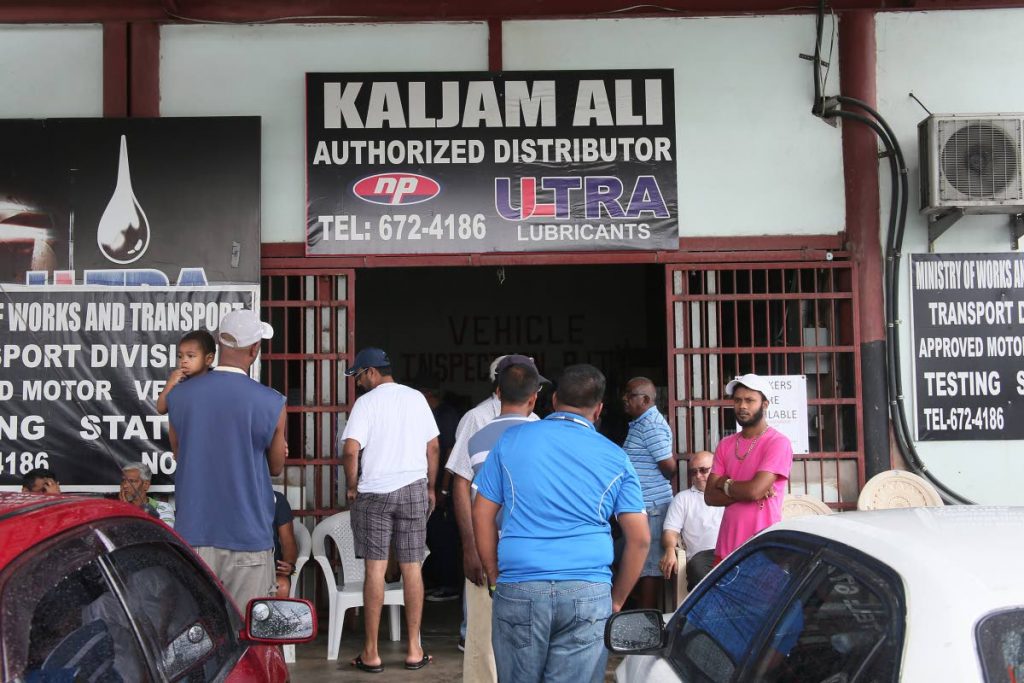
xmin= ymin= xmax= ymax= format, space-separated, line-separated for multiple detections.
xmin=705 ymin=374 xmax=794 ymax=563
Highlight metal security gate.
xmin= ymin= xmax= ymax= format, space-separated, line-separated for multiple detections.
xmin=666 ymin=262 xmax=864 ymax=509
xmin=260 ymin=268 xmax=355 ymax=524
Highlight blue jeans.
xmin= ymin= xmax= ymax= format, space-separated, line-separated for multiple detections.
xmin=491 ymin=581 xmax=611 ymax=683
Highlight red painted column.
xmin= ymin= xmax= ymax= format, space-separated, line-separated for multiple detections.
xmin=129 ymin=22 xmax=160 ymax=117
xmin=839 ymin=10 xmax=891 ymax=476
xmin=102 ymin=22 xmax=128 ymax=117
xmin=488 ymin=18 xmax=502 ymax=71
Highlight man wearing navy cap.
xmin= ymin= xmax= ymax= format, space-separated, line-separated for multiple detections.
xmin=341 ymin=347 xmax=440 ymax=672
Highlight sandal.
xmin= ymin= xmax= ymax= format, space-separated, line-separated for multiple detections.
xmin=351 ymin=655 xmax=384 ymax=674
xmin=404 ymin=653 xmax=433 ymax=670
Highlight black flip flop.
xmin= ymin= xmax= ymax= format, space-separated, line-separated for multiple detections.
xmin=404 ymin=653 xmax=433 ymax=670
xmin=351 ymin=655 xmax=384 ymax=674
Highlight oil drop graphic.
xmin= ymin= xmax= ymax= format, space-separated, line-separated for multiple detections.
xmin=96 ymin=135 xmax=150 ymax=264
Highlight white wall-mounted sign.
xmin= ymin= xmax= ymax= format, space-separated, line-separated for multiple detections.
xmin=736 ymin=374 xmax=809 ymax=455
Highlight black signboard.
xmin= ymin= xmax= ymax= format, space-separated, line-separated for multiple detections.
xmin=0 ymin=117 xmax=261 ymax=286
xmin=306 ymin=70 xmax=678 ymax=255
xmin=0 ymin=286 xmax=257 ymax=488
xmin=911 ymin=253 xmax=1024 ymax=440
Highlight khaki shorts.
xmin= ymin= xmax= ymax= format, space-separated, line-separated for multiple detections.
xmin=194 ymin=546 xmax=275 ymax=609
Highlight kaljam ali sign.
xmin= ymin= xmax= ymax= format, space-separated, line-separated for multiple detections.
xmin=306 ymin=70 xmax=679 ymax=255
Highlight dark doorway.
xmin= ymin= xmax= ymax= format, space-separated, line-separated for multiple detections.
xmin=356 ymin=263 xmax=666 ymax=442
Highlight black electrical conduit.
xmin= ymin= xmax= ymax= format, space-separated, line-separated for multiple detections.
xmin=820 ymin=95 xmax=974 ymax=504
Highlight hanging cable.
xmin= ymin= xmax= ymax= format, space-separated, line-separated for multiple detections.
xmin=820 ymin=97 xmax=974 ymax=504
xmin=808 ymin=1 xmax=973 ymax=503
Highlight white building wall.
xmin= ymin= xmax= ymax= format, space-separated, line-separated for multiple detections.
xmin=160 ymin=23 xmax=489 ymax=243
xmin=11 ymin=14 xmax=1016 ymax=500
xmin=503 ymin=16 xmax=846 ymax=238
xmin=877 ymin=9 xmax=1024 ymax=504
xmin=0 ymin=25 xmax=103 ymax=116
xmin=159 ymin=16 xmax=846 ymax=243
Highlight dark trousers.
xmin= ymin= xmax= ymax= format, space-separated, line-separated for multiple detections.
xmin=686 ymin=549 xmax=716 ymax=592
xmin=423 ymin=496 xmax=462 ymax=590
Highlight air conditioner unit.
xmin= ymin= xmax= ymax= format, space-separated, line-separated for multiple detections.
xmin=919 ymin=114 xmax=1024 ymax=215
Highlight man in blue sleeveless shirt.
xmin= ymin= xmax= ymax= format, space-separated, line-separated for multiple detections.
xmin=473 ymin=364 xmax=650 ymax=683
xmin=168 ymin=309 xmax=286 ymax=609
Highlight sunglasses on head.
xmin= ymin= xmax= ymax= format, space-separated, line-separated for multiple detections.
xmin=687 ymin=466 xmax=711 ymax=476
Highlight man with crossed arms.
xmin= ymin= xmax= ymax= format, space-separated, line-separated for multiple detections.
xmin=705 ymin=374 xmax=793 ymax=563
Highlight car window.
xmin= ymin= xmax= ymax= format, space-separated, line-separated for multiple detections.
xmin=105 ymin=541 xmax=244 ymax=682
xmin=977 ymin=609 xmax=1024 ymax=683
xmin=667 ymin=546 xmax=812 ymax=683
xmin=1 ymin=529 xmax=154 ymax=682
xmin=749 ymin=553 xmax=903 ymax=683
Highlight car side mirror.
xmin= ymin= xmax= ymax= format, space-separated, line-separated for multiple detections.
xmin=604 ymin=609 xmax=666 ymax=653
xmin=244 ymin=598 xmax=317 ymax=643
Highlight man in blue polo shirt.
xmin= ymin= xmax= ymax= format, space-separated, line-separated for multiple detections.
xmin=472 ymin=364 xmax=650 ymax=683
xmin=620 ymin=376 xmax=676 ymax=609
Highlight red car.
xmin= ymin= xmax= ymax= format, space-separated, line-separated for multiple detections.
xmin=0 ymin=492 xmax=316 ymax=682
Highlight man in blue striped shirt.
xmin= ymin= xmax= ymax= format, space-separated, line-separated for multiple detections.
xmin=621 ymin=376 xmax=676 ymax=609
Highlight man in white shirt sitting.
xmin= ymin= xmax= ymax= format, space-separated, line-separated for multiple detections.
xmin=659 ymin=450 xmax=724 ymax=592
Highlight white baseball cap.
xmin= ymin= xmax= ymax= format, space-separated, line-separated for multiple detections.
xmin=217 ymin=309 xmax=274 ymax=348
xmin=488 ymin=355 xmax=509 ymax=382
xmin=725 ymin=373 xmax=771 ymax=400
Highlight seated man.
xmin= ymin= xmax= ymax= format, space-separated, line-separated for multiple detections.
xmin=272 ymin=490 xmax=298 ymax=598
xmin=119 ymin=462 xmax=175 ymax=526
xmin=660 ymin=451 xmax=724 ymax=593
xmin=22 ymin=468 xmax=61 ymax=495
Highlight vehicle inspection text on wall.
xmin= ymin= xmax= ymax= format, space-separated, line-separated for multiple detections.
xmin=911 ymin=253 xmax=1024 ymax=441
xmin=0 ymin=286 xmax=257 ymax=489
xmin=306 ymin=70 xmax=678 ymax=255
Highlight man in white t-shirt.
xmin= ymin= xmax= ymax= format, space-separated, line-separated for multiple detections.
xmin=342 ymin=347 xmax=440 ymax=673
xmin=659 ymin=450 xmax=723 ymax=592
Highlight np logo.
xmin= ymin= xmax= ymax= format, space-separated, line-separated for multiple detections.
xmin=352 ymin=173 xmax=440 ymax=206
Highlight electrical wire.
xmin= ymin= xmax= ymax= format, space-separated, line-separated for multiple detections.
xmin=834 ymin=96 xmax=973 ymax=504
xmin=808 ymin=0 xmax=972 ymax=503
xmin=162 ymin=4 xmax=824 ymax=25
xmin=820 ymin=7 xmax=836 ymax=97
xmin=811 ymin=0 xmax=824 ymax=113
xmin=818 ymin=99 xmax=974 ymax=504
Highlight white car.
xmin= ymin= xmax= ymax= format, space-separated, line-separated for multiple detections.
xmin=606 ymin=506 xmax=1024 ymax=682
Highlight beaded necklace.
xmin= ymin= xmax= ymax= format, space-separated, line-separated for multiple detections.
xmin=734 ymin=426 xmax=769 ymax=462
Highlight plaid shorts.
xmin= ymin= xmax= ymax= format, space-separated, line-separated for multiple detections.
xmin=350 ymin=478 xmax=429 ymax=563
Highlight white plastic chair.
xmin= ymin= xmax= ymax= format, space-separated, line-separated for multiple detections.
xmin=857 ymin=470 xmax=944 ymax=510
xmin=672 ymin=544 xmax=689 ymax=608
xmin=311 ymin=511 xmax=404 ymax=660
xmin=290 ymin=518 xmax=312 ymax=597
xmin=283 ymin=519 xmax=313 ymax=664
xmin=782 ymin=494 xmax=834 ymax=519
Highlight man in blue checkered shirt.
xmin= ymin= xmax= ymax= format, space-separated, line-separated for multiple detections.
xmin=620 ymin=376 xmax=677 ymax=609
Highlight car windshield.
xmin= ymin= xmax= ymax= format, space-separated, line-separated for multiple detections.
xmin=977 ymin=609 xmax=1024 ymax=683
xmin=666 ymin=546 xmax=810 ymax=682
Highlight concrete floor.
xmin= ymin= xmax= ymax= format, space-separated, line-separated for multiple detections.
xmin=285 ymin=597 xmax=623 ymax=682
xmin=287 ymin=596 xmax=463 ymax=682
